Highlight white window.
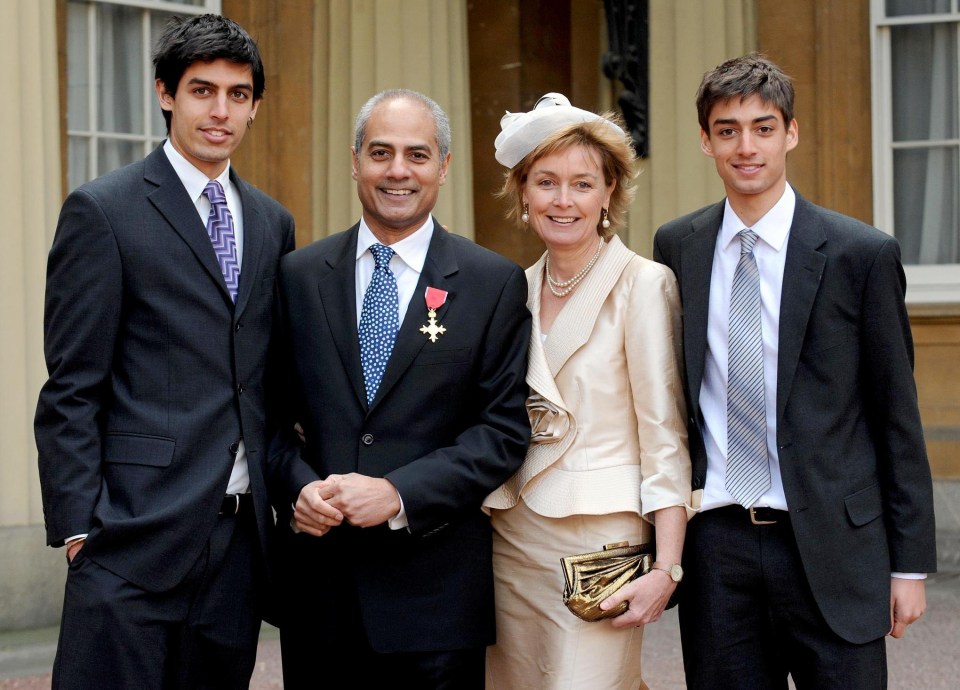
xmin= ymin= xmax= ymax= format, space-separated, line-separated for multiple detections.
xmin=66 ymin=0 xmax=221 ymax=192
xmin=871 ymin=0 xmax=960 ymax=303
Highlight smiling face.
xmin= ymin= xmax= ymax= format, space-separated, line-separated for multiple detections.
xmin=351 ymin=97 xmax=451 ymax=244
xmin=156 ymin=58 xmax=259 ymax=179
xmin=701 ymin=93 xmax=798 ymax=224
xmin=522 ymin=144 xmax=615 ymax=255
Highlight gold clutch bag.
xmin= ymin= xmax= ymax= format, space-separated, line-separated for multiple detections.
xmin=560 ymin=541 xmax=654 ymax=622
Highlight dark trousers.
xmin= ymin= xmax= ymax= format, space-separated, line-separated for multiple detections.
xmin=679 ymin=506 xmax=887 ymax=690
xmin=278 ymin=541 xmax=484 ymax=690
xmin=53 ymin=509 xmax=263 ymax=690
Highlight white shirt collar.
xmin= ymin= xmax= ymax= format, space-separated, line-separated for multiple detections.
xmin=163 ymin=139 xmax=232 ymax=202
xmin=355 ymin=217 xmax=435 ymax=272
xmin=720 ymin=184 xmax=796 ymax=254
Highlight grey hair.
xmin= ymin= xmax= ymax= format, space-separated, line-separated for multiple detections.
xmin=354 ymin=89 xmax=452 ymax=159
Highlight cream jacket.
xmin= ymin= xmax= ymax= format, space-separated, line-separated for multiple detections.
xmin=484 ymin=235 xmax=694 ymax=522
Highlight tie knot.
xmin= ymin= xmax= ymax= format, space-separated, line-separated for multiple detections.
xmin=203 ymin=180 xmax=226 ymax=206
xmin=369 ymin=243 xmax=395 ymax=269
xmin=738 ymin=229 xmax=759 ymax=255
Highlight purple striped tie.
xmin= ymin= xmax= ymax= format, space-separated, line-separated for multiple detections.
xmin=203 ymin=180 xmax=240 ymax=302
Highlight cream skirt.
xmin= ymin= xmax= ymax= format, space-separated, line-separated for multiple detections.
xmin=485 ymin=499 xmax=649 ymax=690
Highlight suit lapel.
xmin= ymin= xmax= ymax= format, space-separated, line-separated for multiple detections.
xmin=541 ymin=235 xmax=633 ymax=377
xmin=369 ymin=220 xmax=455 ymax=413
xmin=776 ymin=194 xmax=826 ymax=422
xmin=317 ymin=225 xmax=367 ymax=407
xmin=231 ymin=171 xmax=265 ymax=319
xmin=679 ymin=203 xmax=723 ymax=406
xmin=524 ymin=255 xmax=566 ymax=409
xmin=144 ymin=147 xmax=235 ymax=305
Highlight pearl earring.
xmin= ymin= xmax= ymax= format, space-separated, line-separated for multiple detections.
xmin=521 ymin=203 xmax=529 ymax=223
xmin=601 ymin=208 xmax=610 ymax=229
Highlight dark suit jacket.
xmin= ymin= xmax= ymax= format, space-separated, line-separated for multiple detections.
xmin=35 ymin=144 xmax=295 ymax=593
xmin=653 ymin=189 xmax=937 ymax=644
xmin=269 ymin=220 xmax=531 ymax=653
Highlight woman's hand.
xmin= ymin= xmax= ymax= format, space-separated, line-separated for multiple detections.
xmin=600 ymin=568 xmax=676 ymax=628
xmin=601 ymin=504 xmax=687 ymax=628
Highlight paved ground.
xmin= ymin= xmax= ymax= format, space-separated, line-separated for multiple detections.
xmin=2 ymin=571 xmax=958 ymax=689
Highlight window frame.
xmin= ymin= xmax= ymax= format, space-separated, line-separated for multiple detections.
xmin=870 ymin=0 xmax=960 ymax=304
xmin=65 ymin=0 xmax=222 ymax=190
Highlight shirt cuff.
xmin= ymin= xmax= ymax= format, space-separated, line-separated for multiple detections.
xmin=387 ymin=491 xmax=408 ymax=531
xmin=65 ymin=534 xmax=88 ymax=545
xmin=891 ymin=572 xmax=927 ymax=580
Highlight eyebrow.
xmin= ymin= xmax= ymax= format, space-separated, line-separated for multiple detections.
xmin=530 ymin=167 xmax=600 ymax=179
xmin=711 ymin=114 xmax=778 ymax=127
xmin=186 ymin=77 xmax=253 ymax=92
xmin=366 ymin=139 xmax=433 ymax=154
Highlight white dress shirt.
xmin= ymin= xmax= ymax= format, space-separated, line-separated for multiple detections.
xmin=354 ymin=216 xmax=436 ymax=529
xmin=699 ymin=185 xmax=793 ymax=513
xmin=354 ymin=217 xmax=435 ymax=326
xmin=164 ymin=140 xmax=249 ymax=496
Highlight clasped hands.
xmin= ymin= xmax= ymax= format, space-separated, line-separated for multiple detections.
xmin=293 ymin=473 xmax=400 ymax=537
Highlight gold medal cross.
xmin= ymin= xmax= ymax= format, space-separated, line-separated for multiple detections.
xmin=419 ymin=308 xmax=446 ymax=343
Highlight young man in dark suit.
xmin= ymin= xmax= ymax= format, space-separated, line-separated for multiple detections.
xmin=654 ymin=53 xmax=936 ymax=689
xmin=269 ymin=89 xmax=531 ymax=688
xmin=35 ymin=14 xmax=294 ymax=689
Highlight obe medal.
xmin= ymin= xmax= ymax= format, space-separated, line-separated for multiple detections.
xmin=419 ymin=286 xmax=448 ymax=343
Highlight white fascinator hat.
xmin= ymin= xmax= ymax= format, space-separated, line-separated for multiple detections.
xmin=494 ymin=92 xmax=626 ymax=169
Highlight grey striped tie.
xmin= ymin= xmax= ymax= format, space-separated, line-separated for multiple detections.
xmin=725 ymin=229 xmax=770 ymax=507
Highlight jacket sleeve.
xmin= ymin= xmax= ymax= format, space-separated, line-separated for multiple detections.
xmin=624 ymin=263 xmax=694 ymax=519
xmin=386 ymin=264 xmax=532 ymax=534
xmin=34 ymin=189 xmax=123 ymax=546
xmin=860 ymin=238 xmax=937 ymax=573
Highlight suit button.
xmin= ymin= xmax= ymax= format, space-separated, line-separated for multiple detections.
xmin=235 ymin=322 xmax=242 ymax=332
xmin=229 ymin=441 xmax=240 ymax=455
xmin=237 ymin=384 xmax=245 ymax=394
xmin=361 ymin=434 xmax=374 ymax=446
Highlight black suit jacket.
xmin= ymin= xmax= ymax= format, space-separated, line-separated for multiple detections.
xmin=35 ymin=145 xmax=295 ymax=592
xmin=269 ymin=220 xmax=531 ymax=653
xmin=654 ymin=190 xmax=937 ymax=643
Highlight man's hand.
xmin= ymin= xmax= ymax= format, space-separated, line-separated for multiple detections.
xmin=601 ymin=569 xmax=677 ymax=628
xmin=319 ymin=473 xmax=400 ymax=528
xmin=293 ymin=480 xmax=344 ymax=536
xmin=889 ymin=577 xmax=926 ymax=638
xmin=65 ymin=538 xmax=85 ymax=563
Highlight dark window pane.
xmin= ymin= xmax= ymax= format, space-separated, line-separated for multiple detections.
xmin=886 ymin=0 xmax=950 ymax=17
xmin=96 ymin=4 xmax=143 ymax=134
xmin=98 ymin=138 xmax=141 ymax=178
xmin=891 ymin=23 xmax=957 ymax=141
xmin=894 ymin=147 xmax=960 ymax=264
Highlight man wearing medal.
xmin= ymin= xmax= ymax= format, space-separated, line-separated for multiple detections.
xmin=268 ymin=89 xmax=531 ymax=688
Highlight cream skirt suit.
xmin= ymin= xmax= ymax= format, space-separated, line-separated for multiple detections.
xmin=484 ymin=235 xmax=694 ymax=689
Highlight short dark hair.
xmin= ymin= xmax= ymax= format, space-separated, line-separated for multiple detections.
xmin=153 ymin=14 xmax=265 ymax=132
xmin=696 ymin=53 xmax=794 ymax=132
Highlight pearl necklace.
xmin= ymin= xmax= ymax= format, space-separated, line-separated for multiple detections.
xmin=545 ymin=237 xmax=605 ymax=298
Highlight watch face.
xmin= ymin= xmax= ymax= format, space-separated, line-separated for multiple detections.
xmin=669 ymin=564 xmax=683 ymax=582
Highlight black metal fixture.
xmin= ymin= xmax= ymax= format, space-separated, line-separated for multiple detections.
xmin=602 ymin=0 xmax=649 ymax=157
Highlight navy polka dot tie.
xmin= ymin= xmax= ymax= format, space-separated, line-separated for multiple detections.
xmin=359 ymin=244 xmax=399 ymax=405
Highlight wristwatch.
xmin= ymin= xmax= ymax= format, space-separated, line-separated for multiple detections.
xmin=651 ymin=561 xmax=683 ymax=583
